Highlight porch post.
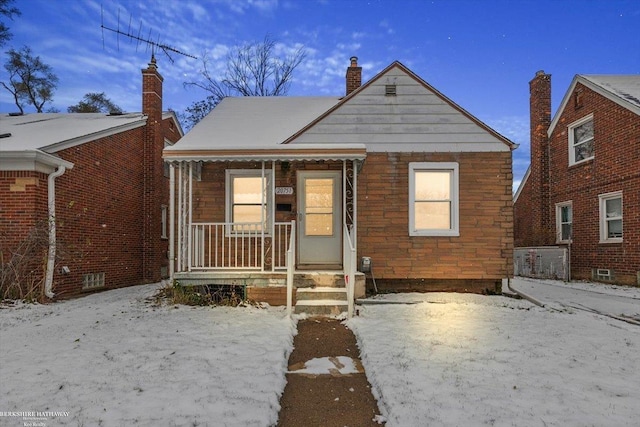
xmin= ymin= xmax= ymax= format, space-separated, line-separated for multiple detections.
xmin=169 ymin=163 xmax=175 ymax=280
xmin=260 ymin=161 xmax=266 ymax=272
xmin=177 ymin=162 xmax=183 ymax=272
xmin=353 ymin=159 xmax=358 ymax=256
xmin=271 ymin=160 xmax=276 ymax=272
xmin=187 ymin=161 xmax=193 ymax=271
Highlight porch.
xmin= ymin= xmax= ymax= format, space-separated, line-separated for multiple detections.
xmin=164 ymin=146 xmax=367 ymax=316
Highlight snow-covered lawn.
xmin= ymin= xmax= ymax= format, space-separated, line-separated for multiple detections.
xmin=0 ymin=283 xmax=296 ymax=426
xmin=348 ymin=279 xmax=640 ymax=426
xmin=2 ymin=278 xmax=639 ymax=426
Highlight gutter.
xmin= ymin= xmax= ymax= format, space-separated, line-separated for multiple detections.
xmin=44 ymin=166 xmax=67 ymax=298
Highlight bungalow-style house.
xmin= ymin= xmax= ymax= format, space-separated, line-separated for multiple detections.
xmin=164 ymin=58 xmax=515 ymax=314
xmin=514 ymin=71 xmax=640 ymax=286
xmin=0 ymin=57 xmax=183 ymax=299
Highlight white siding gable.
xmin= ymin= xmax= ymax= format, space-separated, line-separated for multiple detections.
xmin=289 ymin=66 xmax=511 ymax=152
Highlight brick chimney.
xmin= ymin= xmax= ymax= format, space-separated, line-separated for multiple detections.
xmin=346 ymin=56 xmax=362 ymax=95
xmin=528 ymin=70 xmax=553 ymax=245
xmin=141 ymin=54 xmax=166 ymax=283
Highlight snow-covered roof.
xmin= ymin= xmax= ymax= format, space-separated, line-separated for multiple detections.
xmin=581 ymin=75 xmax=640 ymax=110
xmin=0 ymin=112 xmax=153 ymax=153
xmin=549 ymin=74 xmax=640 ymax=135
xmin=166 ymin=97 xmax=342 ymax=151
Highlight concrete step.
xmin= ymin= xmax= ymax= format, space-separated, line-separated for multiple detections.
xmin=295 ymin=272 xmax=346 ymax=288
xmin=294 ymin=299 xmax=349 ymax=316
xmin=295 ymin=287 xmax=347 ymax=301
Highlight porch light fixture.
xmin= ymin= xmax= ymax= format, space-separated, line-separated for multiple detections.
xmin=280 ymin=161 xmax=291 ymax=173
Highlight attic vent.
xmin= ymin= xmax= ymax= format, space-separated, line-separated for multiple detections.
xmin=385 ymin=84 xmax=397 ymax=96
xmin=593 ymin=268 xmax=613 ymax=281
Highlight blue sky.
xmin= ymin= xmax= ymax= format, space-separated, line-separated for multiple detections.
xmin=2 ymin=0 xmax=639 ymax=188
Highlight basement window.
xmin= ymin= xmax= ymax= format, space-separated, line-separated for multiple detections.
xmin=83 ymin=272 xmax=105 ymax=290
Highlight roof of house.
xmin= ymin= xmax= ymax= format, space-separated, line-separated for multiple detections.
xmin=166 ymin=97 xmax=342 ymax=151
xmin=0 ymin=112 xmax=179 ymax=153
xmin=166 ymin=61 xmax=514 ymax=163
xmin=548 ymin=74 xmax=640 ymax=135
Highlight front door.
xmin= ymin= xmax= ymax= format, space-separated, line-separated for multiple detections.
xmin=297 ymin=171 xmax=342 ymax=267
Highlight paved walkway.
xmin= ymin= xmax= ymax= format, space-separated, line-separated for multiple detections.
xmin=277 ymin=317 xmax=384 ymax=426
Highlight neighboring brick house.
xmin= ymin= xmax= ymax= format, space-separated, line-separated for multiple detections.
xmin=0 ymin=57 xmax=183 ymax=299
xmin=514 ymin=71 xmax=640 ymax=286
xmin=164 ymin=58 xmax=515 ymax=312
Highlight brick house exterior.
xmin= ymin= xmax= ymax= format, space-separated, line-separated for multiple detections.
xmin=0 ymin=57 xmax=183 ymax=299
xmin=164 ymin=58 xmax=515 ymax=308
xmin=514 ymin=72 xmax=640 ymax=286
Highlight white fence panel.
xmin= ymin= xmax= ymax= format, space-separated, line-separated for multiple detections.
xmin=514 ymin=246 xmax=569 ymax=281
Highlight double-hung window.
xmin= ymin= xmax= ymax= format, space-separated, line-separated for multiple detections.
xmin=568 ymin=115 xmax=594 ymax=165
xmin=409 ymin=162 xmax=459 ymax=237
xmin=599 ymin=191 xmax=622 ymax=243
xmin=225 ymin=170 xmax=272 ymax=234
xmin=555 ymin=201 xmax=572 ymax=243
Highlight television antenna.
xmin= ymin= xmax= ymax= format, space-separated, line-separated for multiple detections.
xmin=100 ymin=6 xmax=197 ymax=63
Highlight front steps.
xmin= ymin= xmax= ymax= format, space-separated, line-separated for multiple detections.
xmin=294 ymin=272 xmax=365 ymax=316
xmin=295 ymin=287 xmax=348 ymax=315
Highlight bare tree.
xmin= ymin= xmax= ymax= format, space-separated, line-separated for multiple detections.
xmin=1 ymin=45 xmax=58 ymax=113
xmin=0 ymin=0 xmax=20 ymax=47
xmin=68 ymin=92 xmax=123 ymax=114
xmin=183 ymin=35 xmax=306 ymax=129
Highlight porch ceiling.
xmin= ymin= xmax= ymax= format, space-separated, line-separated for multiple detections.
xmin=163 ymin=144 xmax=367 ymax=163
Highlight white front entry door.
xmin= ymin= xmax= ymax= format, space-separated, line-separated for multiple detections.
xmin=297 ymin=171 xmax=342 ymax=266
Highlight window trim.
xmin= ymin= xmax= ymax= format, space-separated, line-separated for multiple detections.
xmin=225 ymin=169 xmax=273 ymax=235
xmin=599 ymin=191 xmax=623 ymax=243
xmin=555 ymin=201 xmax=572 ymax=243
xmin=409 ymin=162 xmax=459 ymax=237
xmin=568 ymin=114 xmax=594 ymax=166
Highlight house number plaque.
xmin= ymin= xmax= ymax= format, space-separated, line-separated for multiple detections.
xmin=275 ymin=187 xmax=294 ymax=195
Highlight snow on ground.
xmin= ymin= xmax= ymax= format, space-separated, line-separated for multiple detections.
xmin=348 ymin=279 xmax=640 ymax=427
xmin=0 ymin=283 xmax=296 ymax=427
xmin=2 ymin=278 xmax=640 ymax=426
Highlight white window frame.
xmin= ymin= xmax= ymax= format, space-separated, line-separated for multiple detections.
xmin=568 ymin=114 xmax=594 ymax=166
xmin=225 ymin=169 xmax=272 ymax=235
xmin=555 ymin=201 xmax=572 ymax=243
xmin=599 ymin=191 xmax=623 ymax=243
xmin=409 ymin=162 xmax=459 ymax=237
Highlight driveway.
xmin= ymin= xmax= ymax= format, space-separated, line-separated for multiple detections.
xmin=507 ymin=277 xmax=640 ymax=324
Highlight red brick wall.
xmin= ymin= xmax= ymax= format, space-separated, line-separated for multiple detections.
xmin=0 ymin=171 xmax=49 ymax=292
xmin=546 ymin=83 xmax=640 ymax=285
xmin=357 ymin=152 xmax=513 ymax=290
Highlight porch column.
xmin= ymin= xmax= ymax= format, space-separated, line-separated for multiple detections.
xmin=169 ymin=163 xmax=175 ymax=279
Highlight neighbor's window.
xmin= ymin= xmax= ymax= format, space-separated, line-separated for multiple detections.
xmin=225 ymin=170 xmax=272 ymax=233
xmin=568 ymin=115 xmax=594 ymax=165
xmin=409 ymin=162 xmax=459 ymax=237
xmin=599 ymin=191 xmax=622 ymax=243
xmin=555 ymin=201 xmax=572 ymax=243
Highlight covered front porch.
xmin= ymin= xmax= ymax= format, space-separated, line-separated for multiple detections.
xmin=164 ymin=145 xmax=367 ymax=315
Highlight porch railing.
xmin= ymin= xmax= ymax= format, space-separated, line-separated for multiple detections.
xmin=286 ymin=221 xmax=296 ymax=316
xmin=190 ymin=222 xmax=293 ymax=271
xmin=343 ymin=223 xmax=356 ymax=318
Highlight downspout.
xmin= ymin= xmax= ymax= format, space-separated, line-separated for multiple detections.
xmin=506 ymin=277 xmax=546 ymax=308
xmin=45 ymin=166 xmax=67 ymax=298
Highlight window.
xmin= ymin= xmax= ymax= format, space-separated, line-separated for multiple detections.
xmin=161 ymin=205 xmax=168 ymax=239
xmin=409 ymin=162 xmax=459 ymax=237
xmin=568 ymin=115 xmax=594 ymax=165
xmin=599 ymin=191 xmax=622 ymax=243
xmin=225 ymin=170 xmax=272 ymax=233
xmin=555 ymin=201 xmax=572 ymax=243
xmin=83 ymin=272 xmax=105 ymax=290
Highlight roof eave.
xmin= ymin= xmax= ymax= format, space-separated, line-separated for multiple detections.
xmin=0 ymin=150 xmax=75 ymax=173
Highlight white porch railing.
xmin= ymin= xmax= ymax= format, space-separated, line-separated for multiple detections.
xmin=190 ymin=222 xmax=293 ymax=271
xmin=343 ymin=223 xmax=356 ymax=318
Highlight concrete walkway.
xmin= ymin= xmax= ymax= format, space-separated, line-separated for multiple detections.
xmin=277 ymin=317 xmax=384 ymax=426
